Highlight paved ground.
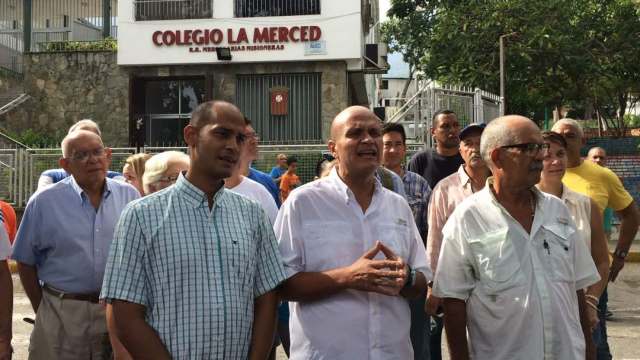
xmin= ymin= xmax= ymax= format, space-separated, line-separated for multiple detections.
xmin=10 ymin=264 xmax=640 ymax=359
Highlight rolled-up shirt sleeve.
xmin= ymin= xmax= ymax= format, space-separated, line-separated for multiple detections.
xmin=274 ymin=195 xmax=305 ymax=278
xmin=432 ymin=217 xmax=476 ymax=300
xmin=572 ymin=230 xmax=601 ymax=291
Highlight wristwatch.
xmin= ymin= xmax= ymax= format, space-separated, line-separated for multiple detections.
xmin=403 ymin=265 xmax=416 ymax=289
xmin=614 ymin=249 xmax=628 ymax=259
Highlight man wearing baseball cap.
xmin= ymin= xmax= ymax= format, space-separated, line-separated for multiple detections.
xmin=425 ymin=122 xmax=490 ymax=349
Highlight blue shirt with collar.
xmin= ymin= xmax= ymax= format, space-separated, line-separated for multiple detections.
xmin=12 ymin=176 xmax=140 ymax=293
xmin=249 ymin=167 xmax=281 ymax=207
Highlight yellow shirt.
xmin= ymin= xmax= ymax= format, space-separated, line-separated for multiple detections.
xmin=562 ymin=160 xmax=633 ymax=213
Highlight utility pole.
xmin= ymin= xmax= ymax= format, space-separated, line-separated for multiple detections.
xmin=499 ymin=33 xmax=517 ymax=115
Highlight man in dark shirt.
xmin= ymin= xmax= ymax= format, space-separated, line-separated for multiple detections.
xmin=408 ymin=110 xmax=464 ymax=189
xmin=408 ymin=109 xmax=463 ymax=360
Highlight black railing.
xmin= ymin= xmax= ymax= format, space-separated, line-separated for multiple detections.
xmin=235 ymin=0 xmax=320 ymax=17
xmin=134 ymin=0 xmax=212 ymax=21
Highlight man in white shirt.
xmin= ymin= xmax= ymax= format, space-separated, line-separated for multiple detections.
xmin=434 ymin=115 xmax=600 ymax=360
xmin=0 ymin=223 xmax=12 ymax=359
xmin=226 ymin=161 xmax=279 ymax=224
xmin=275 ymin=106 xmax=431 ymax=360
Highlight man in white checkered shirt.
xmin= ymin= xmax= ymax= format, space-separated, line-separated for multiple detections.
xmin=101 ymin=101 xmax=286 ymax=359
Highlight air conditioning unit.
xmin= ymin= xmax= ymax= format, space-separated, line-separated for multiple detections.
xmin=364 ymin=43 xmax=390 ymax=73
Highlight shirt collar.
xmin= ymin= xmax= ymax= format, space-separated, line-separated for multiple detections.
xmin=69 ymin=175 xmax=112 ymax=203
xmin=483 ymin=176 xmax=543 ymax=210
xmin=457 ymin=165 xmax=472 ymax=188
xmin=328 ymin=167 xmax=383 ymax=204
xmin=174 ymin=172 xmax=226 ymax=209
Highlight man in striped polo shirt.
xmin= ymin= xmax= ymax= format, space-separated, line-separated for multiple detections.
xmin=101 ymin=101 xmax=286 ymax=359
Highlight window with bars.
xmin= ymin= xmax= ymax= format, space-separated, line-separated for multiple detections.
xmin=134 ymin=0 xmax=212 ymax=21
xmin=235 ymin=0 xmax=320 ymax=18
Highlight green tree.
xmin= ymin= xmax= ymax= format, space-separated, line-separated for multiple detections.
xmin=384 ymin=0 xmax=640 ymax=130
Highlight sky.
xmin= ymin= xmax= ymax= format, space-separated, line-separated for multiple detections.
xmin=379 ymin=0 xmax=391 ymax=21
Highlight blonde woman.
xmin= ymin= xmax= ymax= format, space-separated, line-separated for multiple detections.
xmin=122 ymin=153 xmax=152 ymax=195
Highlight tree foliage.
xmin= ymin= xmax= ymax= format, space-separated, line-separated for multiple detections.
xmin=383 ymin=0 xmax=640 ymax=133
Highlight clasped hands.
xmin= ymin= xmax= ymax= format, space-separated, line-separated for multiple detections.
xmin=346 ymin=241 xmax=409 ymax=296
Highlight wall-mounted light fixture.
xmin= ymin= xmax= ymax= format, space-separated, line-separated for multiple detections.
xmin=216 ymin=47 xmax=232 ymax=61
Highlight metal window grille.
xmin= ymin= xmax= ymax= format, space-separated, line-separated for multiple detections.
xmin=235 ymin=0 xmax=320 ymax=17
xmin=236 ymin=73 xmax=322 ymax=144
xmin=134 ymin=0 xmax=212 ymax=21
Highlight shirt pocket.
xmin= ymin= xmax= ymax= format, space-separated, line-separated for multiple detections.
xmin=305 ymin=222 xmax=361 ymax=271
xmin=468 ymin=228 xmax=524 ymax=294
xmin=542 ymin=224 xmax=574 ymax=283
xmin=376 ymin=223 xmax=411 ymax=262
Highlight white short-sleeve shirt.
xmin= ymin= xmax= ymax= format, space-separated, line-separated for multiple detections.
xmin=433 ymin=179 xmax=600 ymax=360
xmin=275 ymin=168 xmax=432 ymax=360
xmin=229 ymin=176 xmax=279 ymax=224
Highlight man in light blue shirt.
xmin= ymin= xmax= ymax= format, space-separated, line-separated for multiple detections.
xmin=12 ymin=130 xmax=139 ymax=359
xmin=101 ymin=101 xmax=286 ymax=359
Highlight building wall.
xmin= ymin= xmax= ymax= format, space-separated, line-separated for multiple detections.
xmin=129 ymin=60 xmax=348 ymax=142
xmin=1 ymin=51 xmax=130 ymax=146
xmin=0 ymin=52 xmax=348 ymax=145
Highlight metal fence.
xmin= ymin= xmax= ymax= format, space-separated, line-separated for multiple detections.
xmin=387 ymin=81 xmax=502 ymax=146
xmin=134 ymin=0 xmax=212 ymax=21
xmin=235 ymin=0 xmax=321 ymax=17
xmin=0 ymin=142 xmax=436 ymax=208
xmin=0 ymin=0 xmax=117 ymax=73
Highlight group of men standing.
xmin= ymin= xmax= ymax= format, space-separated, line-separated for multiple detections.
xmin=1 ymin=99 xmax=638 ymax=360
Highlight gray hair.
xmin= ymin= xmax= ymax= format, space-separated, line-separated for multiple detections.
xmin=480 ymin=118 xmax=518 ymax=168
xmin=68 ymin=119 xmax=102 ymax=137
xmin=551 ymin=118 xmax=584 ymax=138
xmin=143 ymin=151 xmax=190 ymax=194
xmin=61 ymin=130 xmax=103 ymax=158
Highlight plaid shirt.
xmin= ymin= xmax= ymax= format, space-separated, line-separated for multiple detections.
xmin=402 ymin=170 xmax=432 ymax=242
xmin=101 ymin=174 xmax=286 ymax=359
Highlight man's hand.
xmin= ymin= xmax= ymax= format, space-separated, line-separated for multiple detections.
xmin=346 ymin=241 xmax=406 ymax=296
xmin=609 ymin=256 xmax=625 ymax=282
xmin=586 ymin=306 xmax=599 ymax=332
xmin=425 ymin=287 xmax=442 ymax=316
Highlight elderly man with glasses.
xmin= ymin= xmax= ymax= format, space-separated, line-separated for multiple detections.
xmin=12 ymin=130 xmax=140 ymax=359
xmin=434 ymin=115 xmax=600 ymax=360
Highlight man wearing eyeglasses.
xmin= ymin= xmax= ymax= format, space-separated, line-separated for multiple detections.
xmin=552 ymin=119 xmax=640 ymax=360
xmin=12 ymin=130 xmax=140 ymax=359
xmin=434 ymin=116 xmax=600 ymax=360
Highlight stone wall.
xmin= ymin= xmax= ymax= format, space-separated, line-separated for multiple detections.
xmin=1 ymin=52 xmax=350 ymax=146
xmin=0 ymin=52 xmax=130 ymax=146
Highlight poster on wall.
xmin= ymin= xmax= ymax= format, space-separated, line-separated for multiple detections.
xmin=270 ymin=87 xmax=289 ymax=115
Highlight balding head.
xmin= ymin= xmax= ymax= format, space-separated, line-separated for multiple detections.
xmin=328 ymin=106 xmax=382 ymax=182
xmin=587 ymin=146 xmax=607 ymax=167
xmin=481 ymin=115 xmax=539 ymax=168
xmin=61 ymin=130 xmax=104 ymax=158
xmin=189 ymin=101 xmax=244 ymax=128
xmin=59 ymin=130 xmax=111 ymax=189
xmin=551 ymin=118 xmax=584 ymax=138
xmin=68 ymin=119 xmax=101 ymax=136
xmin=330 ymin=106 xmax=378 ymax=140
xmin=184 ymin=100 xmax=247 ymax=183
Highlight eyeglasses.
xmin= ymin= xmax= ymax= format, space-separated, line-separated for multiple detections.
xmin=68 ymin=147 xmax=106 ymax=162
xmin=500 ymin=142 xmax=549 ymax=156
